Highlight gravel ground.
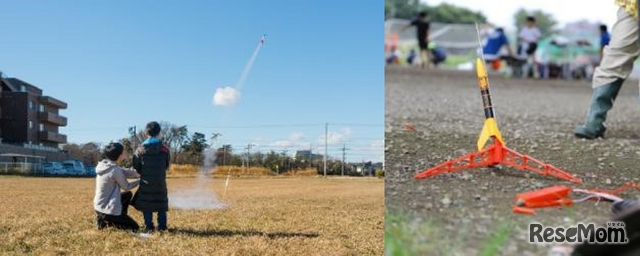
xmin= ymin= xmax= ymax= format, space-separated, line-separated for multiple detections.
xmin=385 ymin=66 xmax=640 ymax=255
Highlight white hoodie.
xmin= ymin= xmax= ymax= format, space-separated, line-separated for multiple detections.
xmin=93 ymin=159 xmax=140 ymax=216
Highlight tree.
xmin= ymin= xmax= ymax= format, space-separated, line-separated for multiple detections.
xmin=426 ymin=3 xmax=487 ymax=24
xmin=118 ymin=138 xmax=134 ymax=167
xmin=215 ymin=144 xmax=233 ymax=166
xmin=263 ymin=151 xmax=281 ymax=173
xmin=167 ymin=125 xmax=189 ymax=163
xmin=80 ymin=142 xmax=101 ymax=166
xmin=182 ymin=132 xmax=208 ymax=165
xmin=62 ymin=143 xmax=82 ymax=160
xmin=250 ymin=152 xmax=264 ymax=167
xmin=514 ymin=8 xmax=557 ymax=38
xmin=385 ymin=0 xmax=487 ymax=24
xmin=386 ymin=0 xmax=423 ymax=20
xmin=62 ymin=142 xmax=101 ymax=166
xmin=385 ymin=2 xmax=391 ymax=20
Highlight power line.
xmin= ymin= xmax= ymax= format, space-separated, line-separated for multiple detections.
xmin=64 ymin=122 xmax=383 ymax=131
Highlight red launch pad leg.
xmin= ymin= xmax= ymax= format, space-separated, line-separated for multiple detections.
xmin=414 ymin=137 xmax=582 ymax=183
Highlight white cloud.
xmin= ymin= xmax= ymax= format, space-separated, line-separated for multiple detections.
xmin=213 ymin=86 xmax=241 ymax=106
xmin=271 ymin=132 xmax=308 ymax=149
xmin=318 ymin=127 xmax=352 ymax=145
xmin=350 ymin=139 xmax=384 ymax=152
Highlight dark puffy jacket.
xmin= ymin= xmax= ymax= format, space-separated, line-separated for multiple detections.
xmin=132 ymin=141 xmax=170 ymax=212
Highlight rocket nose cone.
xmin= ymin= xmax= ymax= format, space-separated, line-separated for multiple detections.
xmin=475 ymin=58 xmax=487 ymax=77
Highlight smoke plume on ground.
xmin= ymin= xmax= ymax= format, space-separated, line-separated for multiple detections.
xmin=169 ymin=149 xmax=227 ymax=210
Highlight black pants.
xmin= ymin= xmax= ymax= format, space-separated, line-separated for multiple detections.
xmin=96 ymin=191 xmax=140 ymax=231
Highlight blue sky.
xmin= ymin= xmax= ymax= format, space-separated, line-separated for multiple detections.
xmin=0 ymin=0 xmax=383 ymax=162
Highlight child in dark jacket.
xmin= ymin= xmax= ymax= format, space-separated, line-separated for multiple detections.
xmin=132 ymin=121 xmax=170 ymax=231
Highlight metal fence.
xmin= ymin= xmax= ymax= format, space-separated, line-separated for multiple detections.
xmin=0 ymin=162 xmax=44 ymax=175
xmin=0 ymin=162 xmax=95 ymax=177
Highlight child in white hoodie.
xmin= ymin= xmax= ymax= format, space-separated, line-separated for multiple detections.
xmin=94 ymin=142 xmax=140 ymax=230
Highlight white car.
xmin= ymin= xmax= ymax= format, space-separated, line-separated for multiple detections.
xmin=43 ymin=162 xmax=64 ymax=175
xmin=63 ymin=160 xmax=86 ymax=175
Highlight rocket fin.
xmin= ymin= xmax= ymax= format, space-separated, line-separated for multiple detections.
xmin=477 ymin=118 xmax=504 ymax=151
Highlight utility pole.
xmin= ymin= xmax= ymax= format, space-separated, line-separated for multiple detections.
xmin=309 ymin=143 xmax=313 ymax=168
xmin=323 ymin=122 xmax=328 ymax=178
xmin=222 ymin=144 xmax=229 ymax=166
xmin=129 ymin=126 xmax=138 ymax=149
xmin=245 ymin=143 xmax=254 ymax=170
xmin=280 ymin=149 xmax=288 ymax=175
xmin=341 ymin=143 xmax=350 ymax=176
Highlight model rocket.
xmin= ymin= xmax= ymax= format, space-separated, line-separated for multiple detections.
xmin=260 ymin=34 xmax=266 ymax=44
xmin=475 ymin=57 xmax=504 ymax=151
xmin=474 ymin=25 xmax=503 ymax=151
xmin=414 ymin=24 xmax=581 ymax=184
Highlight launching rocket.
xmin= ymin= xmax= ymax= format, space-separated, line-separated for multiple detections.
xmin=474 ymin=25 xmax=503 ymax=151
xmin=260 ymin=34 xmax=266 ymax=44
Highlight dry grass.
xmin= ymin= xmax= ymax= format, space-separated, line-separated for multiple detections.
xmin=282 ymin=168 xmax=318 ymax=176
xmin=0 ymin=175 xmax=383 ymax=255
xmin=169 ymin=165 xmax=321 ymax=178
xmin=168 ymin=164 xmax=200 ymax=175
xmin=213 ymin=166 xmax=273 ymax=176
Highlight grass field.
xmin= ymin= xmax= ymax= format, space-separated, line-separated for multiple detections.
xmin=0 ymin=176 xmax=383 ymax=255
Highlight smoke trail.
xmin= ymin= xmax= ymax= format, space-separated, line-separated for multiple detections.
xmin=169 ymin=149 xmax=227 ymax=210
xmin=212 ymin=37 xmax=264 ymax=106
xmin=235 ymin=42 xmax=263 ymax=91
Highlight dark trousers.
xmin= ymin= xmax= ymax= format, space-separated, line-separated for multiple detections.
xmin=96 ymin=191 xmax=140 ymax=231
xmin=143 ymin=211 xmax=167 ymax=230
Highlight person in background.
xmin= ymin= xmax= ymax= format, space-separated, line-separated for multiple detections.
xmin=599 ymin=24 xmax=611 ymax=62
xmin=482 ymin=27 xmax=513 ymax=70
xmin=94 ymin=142 xmax=140 ymax=231
xmin=132 ymin=121 xmax=170 ymax=232
xmin=428 ymin=42 xmax=447 ymax=67
xmin=386 ymin=46 xmax=402 ymax=65
xmin=518 ymin=16 xmax=542 ymax=78
xmin=407 ymin=49 xmax=417 ymax=65
xmin=401 ymin=11 xmax=431 ymax=68
xmin=574 ymin=1 xmax=640 ymax=139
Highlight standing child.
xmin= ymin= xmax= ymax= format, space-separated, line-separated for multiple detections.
xmin=132 ymin=121 xmax=170 ymax=231
xmin=401 ymin=12 xmax=431 ymax=68
xmin=94 ymin=142 xmax=140 ymax=231
xmin=517 ymin=16 xmax=542 ymax=78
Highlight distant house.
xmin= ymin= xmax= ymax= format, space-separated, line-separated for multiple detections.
xmin=0 ymin=72 xmax=69 ymax=164
xmin=355 ymin=161 xmax=382 ymax=176
xmin=294 ymin=150 xmax=323 ymax=162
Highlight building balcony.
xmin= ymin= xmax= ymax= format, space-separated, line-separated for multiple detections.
xmin=39 ymin=131 xmax=67 ymax=144
xmin=39 ymin=96 xmax=67 ymax=109
xmin=38 ymin=111 xmax=67 ymax=126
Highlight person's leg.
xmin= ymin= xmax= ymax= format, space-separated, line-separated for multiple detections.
xmin=157 ymin=211 xmax=167 ymax=231
xmin=418 ymin=41 xmax=429 ymax=68
xmin=420 ymin=50 xmax=429 ymax=68
xmin=121 ymin=191 xmax=132 ymax=216
xmin=575 ymin=7 xmax=639 ymax=139
xmin=143 ymin=211 xmax=155 ymax=231
xmin=102 ymin=213 xmax=139 ymax=231
xmin=96 ymin=211 xmax=107 ymax=229
xmin=114 ymin=215 xmax=140 ymax=231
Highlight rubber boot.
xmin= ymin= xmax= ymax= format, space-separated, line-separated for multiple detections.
xmin=574 ymin=79 xmax=624 ymax=139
